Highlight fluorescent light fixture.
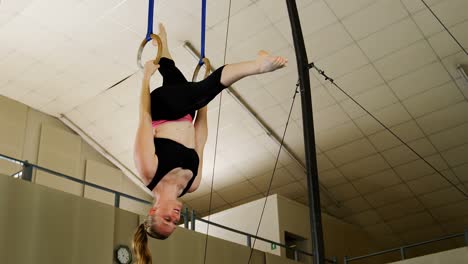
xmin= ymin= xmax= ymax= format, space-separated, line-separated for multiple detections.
xmin=457 ymin=64 xmax=468 ymax=85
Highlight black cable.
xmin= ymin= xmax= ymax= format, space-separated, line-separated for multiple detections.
xmin=203 ymin=1 xmax=232 ymax=263
xmin=308 ymin=63 xmax=468 ymax=198
xmin=420 ymin=0 xmax=468 ymax=55
xmin=247 ymin=81 xmax=301 ymax=263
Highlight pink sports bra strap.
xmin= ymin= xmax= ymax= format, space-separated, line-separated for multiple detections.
xmin=152 ymin=114 xmax=193 ymax=128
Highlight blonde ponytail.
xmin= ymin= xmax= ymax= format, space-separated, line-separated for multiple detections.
xmin=132 ymin=223 xmax=152 ymax=264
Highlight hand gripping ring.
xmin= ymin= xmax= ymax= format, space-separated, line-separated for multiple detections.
xmin=137 ymin=34 xmax=163 ymax=69
xmin=192 ymin=57 xmax=211 ymax=81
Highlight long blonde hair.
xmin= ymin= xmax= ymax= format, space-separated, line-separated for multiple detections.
xmin=132 ymin=223 xmax=152 ymax=264
xmin=132 ymin=219 xmax=169 ymax=264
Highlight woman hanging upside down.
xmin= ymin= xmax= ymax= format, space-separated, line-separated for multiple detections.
xmin=132 ymin=23 xmax=287 ymax=263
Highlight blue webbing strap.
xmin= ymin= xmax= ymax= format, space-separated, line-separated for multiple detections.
xmin=199 ymin=0 xmax=207 ymax=65
xmin=146 ymin=0 xmax=155 ymax=41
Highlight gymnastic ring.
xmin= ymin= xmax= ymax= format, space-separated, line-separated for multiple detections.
xmin=137 ymin=34 xmax=163 ymax=69
xmin=192 ymin=57 xmax=211 ymax=81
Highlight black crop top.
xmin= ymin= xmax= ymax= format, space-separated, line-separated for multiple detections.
xmin=146 ymin=137 xmax=199 ymax=197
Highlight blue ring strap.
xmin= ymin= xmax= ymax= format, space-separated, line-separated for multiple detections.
xmin=199 ymin=0 xmax=207 ymax=65
xmin=146 ymin=0 xmax=155 ymax=41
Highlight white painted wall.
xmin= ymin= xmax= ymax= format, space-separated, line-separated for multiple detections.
xmin=193 ymin=195 xmax=282 ymax=256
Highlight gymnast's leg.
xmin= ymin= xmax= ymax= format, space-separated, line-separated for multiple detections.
xmin=219 ymin=50 xmax=288 ymax=87
xmin=157 ymin=50 xmax=288 ymax=117
xmin=153 ymin=23 xmax=188 ymax=86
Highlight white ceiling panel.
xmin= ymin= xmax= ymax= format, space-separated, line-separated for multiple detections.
xmin=341 ymin=0 xmax=407 ymax=40
xmin=388 ymin=61 xmax=452 ymax=100
xmin=374 ymin=40 xmax=438 ymax=81
xmin=305 ymin=22 xmax=354 ymax=62
xmin=340 ymin=154 xmax=390 ymax=180
xmin=358 ymin=18 xmax=423 ymax=61
xmin=324 ymin=0 xmax=376 ymax=19
xmin=353 ymin=169 xmax=402 ymax=194
xmin=403 ymin=81 xmax=464 ymax=118
xmin=407 ymin=138 xmax=438 ymax=157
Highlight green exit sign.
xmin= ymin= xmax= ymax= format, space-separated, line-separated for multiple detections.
xmin=271 ymin=243 xmax=277 ymax=250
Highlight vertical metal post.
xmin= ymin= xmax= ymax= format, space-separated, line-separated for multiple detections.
xmin=247 ymin=235 xmax=252 ymax=248
xmin=21 ymin=161 xmax=33 ymax=182
xmin=286 ymin=0 xmax=325 ymax=263
xmin=184 ymin=207 xmax=189 ymax=229
xmin=114 ymin=193 xmax=120 ymax=208
xmin=400 ymin=247 xmax=406 ymax=260
xmin=344 ymin=256 xmax=348 ymax=264
xmin=191 ymin=210 xmax=196 ymax=230
xmin=294 ymin=250 xmax=299 ymax=261
xmin=464 ymin=229 xmax=468 ymax=246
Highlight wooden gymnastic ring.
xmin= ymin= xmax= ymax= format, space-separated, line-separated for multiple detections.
xmin=137 ymin=34 xmax=163 ymax=69
xmin=192 ymin=57 xmax=211 ymax=81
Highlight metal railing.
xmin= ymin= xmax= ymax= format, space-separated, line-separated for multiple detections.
xmin=1 ymin=152 xmax=338 ymax=263
xmin=0 ymin=153 xmax=152 ymax=207
xmin=181 ymin=208 xmax=337 ymax=264
xmin=344 ymin=229 xmax=468 ymax=263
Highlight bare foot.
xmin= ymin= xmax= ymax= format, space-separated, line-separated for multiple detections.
xmin=256 ymin=50 xmax=288 ymax=73
xmin=152 ymin=23 xmax=168 ymax=47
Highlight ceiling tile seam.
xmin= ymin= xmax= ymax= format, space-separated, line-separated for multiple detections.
xmin=320 ymin=0 xmax=451 ymax=239
xmin=318 ymin=146 xmax=462 ymax=192
xmin=325 ymin=0 xmax=468 ymax=198
xmin=324 ymin=0 xmax=380 ymax=22
xmin=331 ymin=2 xmax=412 ymax=43
xmin=346 ymin=18 xmax=465 ymax=241
xmin=324 ymin=127 xmax=468 ymax=164
xmin=432 ymin=122 xmax=468 ymax=151
xmin=340 ymin=7 xmax=463 ymax=45
xmin=400 ymin=1 xmax=468 ymax=101
xmin=396 ymin=0 xmax=468 ymax=195
xmin=307 ymin=41 xmax=434 ymax=88
xmin=205 ymin=1 xmax=258 ymax=31
xmin=318 ymin=146 xmax=393 ymax=227
xmin=398 ymin=79 xmax=463 ymax=105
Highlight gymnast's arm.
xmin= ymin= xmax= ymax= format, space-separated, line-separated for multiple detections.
xmin=188 ymin=106 xmax=208 ymax=193
xmin=134 ymin=61 xmax=160 ymax=184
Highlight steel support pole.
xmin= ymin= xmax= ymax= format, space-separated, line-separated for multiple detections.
xmin=286 ymin=0 xmax=325 ymax=263
xmin=21 ymin=160 xmax=33 ymax=182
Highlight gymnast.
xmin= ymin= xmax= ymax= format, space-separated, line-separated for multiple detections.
xmin=132 ymin=23 xmax=287 ymax=263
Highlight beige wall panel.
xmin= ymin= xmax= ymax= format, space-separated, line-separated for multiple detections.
xmin=121 ymin=175 xmax=153 ymax=201
xmin=113 ymin=209 xmax=139 ymax=248
xmin=204 ymin=236 xmax=265 ymax=264
xmin=120 ymin=196 xmax=152 ymax=216
xmin=36 ymin=125 xmax=83 ymax=195
xmin=266 ymin=253 xmax=299 ymax=264
xmin=85 ymin=159 xmax=122 ymax=191
xmin=149 ymin=228 xmax=265 ymax=264
xmin=0 ymin=175 xmax=8 ymax=263
xmin=22 ymin=108 xmax=71 ymax=165
xmin=276 ymin=196 xmax=396 ymax=264
xmin=4 ymin=175 xmax=44 ymax=263
xmin=37 ymin=125 xmax=82 ymax=178
xmin=0 ymin=96 xmax=28 ymax=175
xmin=388 ymin=247 xmax=468 ymax=264
xmin=0 ymin=159 xmax=22 ymax=178
xmin=35 ymin=170 xmax=83 ymax=196
xmin=277 ymin=196 xmax=313 ymax=263
xmin=80 ymin=141 xmax=114 ymax=167
xmin=3 ymin=174 xmax=114 ymax=264
xmin=71 ymin=197 xmax=115 ymax=264
xmin=150 ymin=227 xmax=206 ymax=264
xmin=84 ymin=185 xmax=116 ymax=206
xmin=194 ymin=195 xmax=281 ymax=255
